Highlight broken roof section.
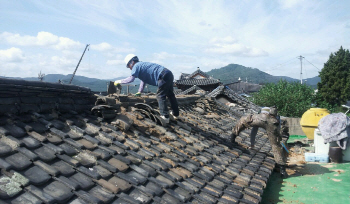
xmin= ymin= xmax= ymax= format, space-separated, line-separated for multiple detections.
xmin=175 ymin=85 xmax=206 ymax=96
xmin=208 ymin=86 xmax=260 ymax=116
xmin=0 ymin=78 xmax=276 ymax=204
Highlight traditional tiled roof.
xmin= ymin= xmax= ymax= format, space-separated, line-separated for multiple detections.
xmin=179 ymin=73 xmax=190 ymax=80
xmin=186 ymin=69 xmax=210 ymax=79
xmin=175 ymin=68 xmax=220 ymax=88
xmin=0 ymin=78 xmax=277 ymax=204
xmin=175 ymin=78 xmax=220 ymax=86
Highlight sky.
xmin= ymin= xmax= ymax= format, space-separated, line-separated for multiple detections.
xmin=1 ymin=0 xmax=350 ymax=81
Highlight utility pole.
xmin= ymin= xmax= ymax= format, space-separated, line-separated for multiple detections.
xmin=298 ymin=55 xmax=304 ymax=84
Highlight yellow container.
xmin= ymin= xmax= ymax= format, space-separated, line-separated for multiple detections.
xmin=300 ymin=108 xmax=330 ymax=139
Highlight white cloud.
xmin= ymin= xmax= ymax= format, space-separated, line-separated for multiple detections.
xmin=114 ymin=47 xmax=137 ymax=54
xmin=91 ymin=42 xmax=113 ymax=51
xmin=106 ymin=59 xmax=124 ymax=66
xmin=51 ymin=55 xmax=76 ymax=67
xmin=278 ymin=0 xmax=306 ymax=9
xmin=35 ymin=32 xmax=59 ymax=46
xmin=0 ymin=32 xmax=83 ymax=50
xmin=152 ymin=52 xmax=196 ymax=63
xmin=209 ymin=36 xmax=237 ymax=44
xmin=0 ymin=47 xmax=25 ymax=62
xmin=205 ymin=40 xmax=268 ymax=57
xmin=91 ymin=42 xmax=136 ymax=60
xmin=54 ymin=37 xmax=82 ymax=50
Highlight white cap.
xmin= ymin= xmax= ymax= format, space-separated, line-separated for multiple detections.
xmin=124 ymin=54 xmax=136 ymax=67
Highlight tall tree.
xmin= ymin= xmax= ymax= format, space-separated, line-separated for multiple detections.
xmin=317 ymin=46 xmax=350 ymax=106
xmin=38 ymin=71 xmax=45 ymax=81
xmin=251 ymin=80 xmax=315 ymax=117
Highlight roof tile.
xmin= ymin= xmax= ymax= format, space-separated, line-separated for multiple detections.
xmin=27 ymin=131 xmax=47 ymax=142
xmin=89 ymin=186 xmax=116 ymax=204
xmin=70 ymin=173 xmax=94 ymax=190
xmin=10 ymin=191 xmax=42 ymax=204
xmin=0 ymin=142 xmax=13 ymax=156
xmin=25 ymin=185 xmax=55 ymax=204
xmin=129 ymin=188 xmax=153 ymax=203
xmin=43 ymin=181 xmax=74 ymax=203
xmin=74 ymin=190 xmax=103 ymax=204
xmin=24 ymin=166 xmax=51 ymax=185
xmin=76 ymin=166 xmax=101 ymax=180
xmin=34 ymin=160 xmax=59 ymax=176
xmin=58 ymin=143 xmax=78 ymax=156
xmin=115 ymin=172 xmax=138 ymax=185
xmin=4 ymin=124 xmax=26 ymax=138
xmin=34 ymin=146 xmax=56 ymax=162
xmin=108 ymin=158 xmax=129 ymax=172
xmin=107 ymin=176 xmax=132 ymax=192
xmin=5 ymin=153 xmax=32 ymax=171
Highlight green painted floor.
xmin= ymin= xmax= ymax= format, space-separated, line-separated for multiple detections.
xmin=261 ymin=162 xmax=350 ymax=204
xmin=287 ymin=135 xmax=308 ymax=144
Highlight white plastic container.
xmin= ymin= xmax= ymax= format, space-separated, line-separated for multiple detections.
xmin=314 ymin=128 xmax=330 ymax=154
xmin=305 ymin=153 xmax=329 ymax=163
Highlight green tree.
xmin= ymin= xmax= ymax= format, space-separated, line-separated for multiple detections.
xmin=251 ymin=80 xmax=315 ymax=117
xmin=317 ymin=46 xmax=350 ymax=106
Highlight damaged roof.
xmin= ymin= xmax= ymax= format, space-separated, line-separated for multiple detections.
xmin=0 ymin=78 xmax=276 ymax=204
xmin=175 ymin=85 xmax=206 ymax=96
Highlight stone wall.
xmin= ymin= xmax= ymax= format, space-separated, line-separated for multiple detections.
xmin=0 ymin=78 xmax=96 ymax=115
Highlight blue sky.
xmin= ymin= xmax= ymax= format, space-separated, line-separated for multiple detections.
xmin=1 ymin=0 xmax=349 ymax=81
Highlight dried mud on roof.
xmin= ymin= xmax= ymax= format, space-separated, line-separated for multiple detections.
xmin=0 ymin=78 xmax=278 ymax=204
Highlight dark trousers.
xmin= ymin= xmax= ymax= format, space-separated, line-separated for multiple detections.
xmin=157 ymin=69 xmax=179 ymax=118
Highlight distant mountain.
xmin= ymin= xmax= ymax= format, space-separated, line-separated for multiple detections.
xmin=206 ymin=64 xmax=320 ymax=87
xmin=14 ymin=74 xmax=118 ymax=84
xmin=2 ymin=64 xmax=320 ymax=92
xmin=3 ymin=74 xmax=149 ymax=93
xmin=303 ymin=76 xmax=321 ymax=86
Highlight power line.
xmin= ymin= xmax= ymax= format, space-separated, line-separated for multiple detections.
xmin=266 ymin=56 xmax=320 ymax=82
xmin=267 ymin=58 xmax=298 ymax=71
xmin=304 ymin=57 xmax=320 ymax=71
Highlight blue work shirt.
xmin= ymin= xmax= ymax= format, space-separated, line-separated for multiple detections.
xmin=131 ymin=62 xmax=165 ymax=86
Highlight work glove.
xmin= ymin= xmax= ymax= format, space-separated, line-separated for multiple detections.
xmin=114 ymin=80 xmax=122 ymax=86
xmin=135 ymin=92 xmax=141 ymax=97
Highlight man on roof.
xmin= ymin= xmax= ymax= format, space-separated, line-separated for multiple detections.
xmin=114 ymin=54 xmax=179 ymax=124
xmin=230 ymin=106 xmax=289 ymax=178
